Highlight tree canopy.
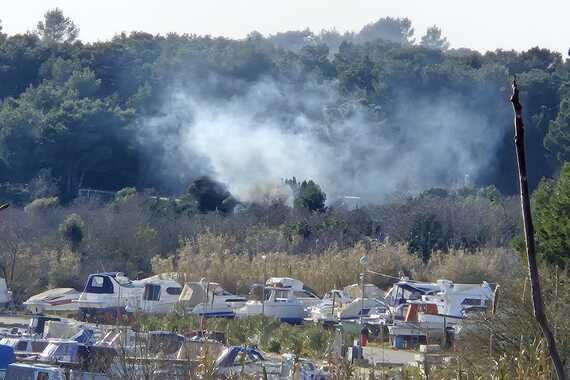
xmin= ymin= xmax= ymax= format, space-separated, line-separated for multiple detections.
xmin=0 ymin=11 xmax=568 ymax=207
xmin=532 ymin=163 xmax=570 ymax=267
xmin=36 ymin=8 xmax=79 ymax=44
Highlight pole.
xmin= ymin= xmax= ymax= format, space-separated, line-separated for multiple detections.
xmin=510 ymin=79 xmax=566 ymax=380
xmin=262 ymin=255 xmax=267 ymax=315
xmin=360 ymin=272 xmax=365 ymax=326
xmin=359 ymin=255 xmax=369 ymax=326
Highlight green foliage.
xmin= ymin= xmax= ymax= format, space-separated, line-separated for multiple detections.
xmin=532 ymin=163 xmax=570 ymax=266
xmin=357 ymin=17 xmax=415 ymax=45
xmin=59 ymin=213 xmax=85 ymax=252
xmin=24 ymin=196 xmax=59 ymax=214
xmin=420 ymin=25 xmax=449 ymax=50
xmin=137 ymin=314 xmax=330 ymax=358
xmin=0 ymin=16 xmax=567 ymax=201
xmin=114 ymin=187 xmax=137 ymax=203
xmin=36 ymin=8 xmax=79 ymax=43
xmin=407 ymin=214 xmax=442 ymax=262
xmin=267 ymin=339 xmax=281 ymax=353
xmin=29 ymin=169 xmax=59 ymax=199
xmin=187 ymin=176 xmax=237 ymax=214
xmin=0 ymin=183 xmax=29 ymax=206
xmin=293 ymin=180 xmax=326 ymax=212
xmin=545 ymin=96 xmax=570 ymax=163
xmin=477 ymin=185 xmax=501 ymax=203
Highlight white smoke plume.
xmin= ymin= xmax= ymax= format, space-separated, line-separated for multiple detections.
xmin=139 ymin=73 xmax=506 ymax=204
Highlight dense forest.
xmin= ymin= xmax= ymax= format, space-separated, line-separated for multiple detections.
xmin=1 ymin=9 xmax=570 ymax=296
xmin=1 ymin=9 xmax=569 ymax=203
xmin=3 ymin=9 xmax=570 ymax=378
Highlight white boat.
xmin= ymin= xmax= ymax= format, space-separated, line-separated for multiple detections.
xmin=387 ymin=279 xmax=495 ymax=340
xmin=310 ymin=284 xmax=385 ymax=322
xmin=77 ymin=272 xmax=183 ymax=320
xmin=235 ymin=286 xmax=304 ymax=324
xmin=423 ymin=279 xmax=494 ymax=316
xmin=138 ymin=273 xmax=184 ymax=314
xmin=179 ymin=279 xmax=247 ymax=318
xmin=309 ymin=289 xmax=351 ymax=322
xmin=338 ymin=297 xmax=388 ymax=321
xmin=384 ymin=278 xmax=441 ymax=309
xmin=24 ymin=288 xmax=80 ymax=314
xmin=387 ymin=279 xmax=493 ymax=320
xmin=265 ymin=278 xmax=321 ymax=308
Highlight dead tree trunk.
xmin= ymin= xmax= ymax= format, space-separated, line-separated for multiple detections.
xmin=510 ymin=79 xmax=566 ymax=380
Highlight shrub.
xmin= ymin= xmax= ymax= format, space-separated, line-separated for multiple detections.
xmin=294 ymin=180 xmax=326 ymax=212
xmin=24 ymin=197 xmax=59 ymax=214
xmin=59 ymin=213 xmax=85 ymax=252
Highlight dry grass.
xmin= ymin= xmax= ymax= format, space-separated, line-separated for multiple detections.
xmin=152 ymin=232 xmax=522 ymax=294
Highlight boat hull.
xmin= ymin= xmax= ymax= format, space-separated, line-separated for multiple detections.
xmin=236 ymin=302 xmax=304 ymax=324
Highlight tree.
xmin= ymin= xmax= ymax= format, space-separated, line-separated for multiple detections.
xmin=420 ymin=26 xmax=449 ymax=50
xmin=407 ymin=214 xmax=442 ymax=262
xmin=544 ymin=96 xmax=570 ymax=163
xmin=36 ymin=8 xmax=79 ymax=43
xmin=356 ymin=17 xmax=414 ymax=45
xmin=0 ymin=68 xmax=134 ymax=200
xmin=114 ymin=187 xmax=137 ymax=203
xmin=532 ymin=163 xmax=570 ymax=267
xmin=293 ymin=180 xmax=326 ymax=212
xmin=59 ymin=213 xmax=85 ymax=253
xmin=188 ymin=176 xmax=236 ymax=214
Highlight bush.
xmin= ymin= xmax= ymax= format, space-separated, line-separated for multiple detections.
xmin=24 ymin=197 xmax=59 ymax=214
xmin=59 ymin=213 xmax=85 ymax=252
xmin=188 ymin=176 xmax=236 ymax=214
xmin=114 ymin=187 xmax=137 ymax=203
xmin=294 ymin=180 xmax=326 ymax=212
xmin=268 ymin=339 xmax=281 ymax=353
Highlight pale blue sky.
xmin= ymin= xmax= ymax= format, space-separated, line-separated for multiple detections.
xmin=1 ymin=0 xmax=568 ymax=54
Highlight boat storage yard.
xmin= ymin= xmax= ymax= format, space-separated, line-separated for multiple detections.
xmin=0 ymin=271 xmax=497 ymax=379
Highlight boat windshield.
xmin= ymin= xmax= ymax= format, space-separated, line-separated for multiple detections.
xmin=264 ymin=289 xmax=289 ymax=301
xmin=40 ymin=343 xmax=75 ymax=359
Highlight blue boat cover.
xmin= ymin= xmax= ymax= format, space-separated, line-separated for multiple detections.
xmin=72 ymin=328 xmax=95 ymax=344
xmin=0 ymin=344 xmax=15 ymax=369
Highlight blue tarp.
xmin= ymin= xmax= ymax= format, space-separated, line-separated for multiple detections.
xmin=0 ymin=344 xmax=15 ymax=370
xmin=72 ymin=328 xmax=95 ymax=344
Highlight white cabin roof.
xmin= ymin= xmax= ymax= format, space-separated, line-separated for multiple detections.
xmin=266 ymin=277 xmax=304 ymax=290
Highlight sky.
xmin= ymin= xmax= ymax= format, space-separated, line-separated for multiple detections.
xmin=1 ymin=0 xmax=569 ymax=55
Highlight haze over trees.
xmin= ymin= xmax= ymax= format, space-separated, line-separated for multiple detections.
xmin=0 ymin=9 xmax=569 ymax=285
xmin=0 ymin=10 xmax=567 ymax=204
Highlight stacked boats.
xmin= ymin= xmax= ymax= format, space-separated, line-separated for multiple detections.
xmin=23 ymin=273 xmax=315 ymax=324
xmin=23 ymin=272 xmax=496 ymax=342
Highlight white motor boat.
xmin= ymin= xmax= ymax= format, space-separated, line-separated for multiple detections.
xmin=384 ymin=278 xmax=441 ymax=309
xmin=424 ymin=279 xmax=494 ymax=316
xmin=386 ymin=278 xmax=494 ymax=319
xmin=179 ymin=279 xmax=247 ymax=318
xmin=235 ymin=286 xmax=304 ymax=324
xmin=265 ymin=278 xmax=321 ymax=308
xmin=138 ymin=273 xmax=184 ymax=314
xmin=338 ymin=298 xmax=388 ymax=321
xmin=309 ymin=289 xmax=351 ymax=322
xmin=24 ymin=288 xmax=80 ymax=314
xmin=387 ymin=279 xmax=495 ymax=340
xmin=310 ymin=284 xmax=385 ymax=323
xmin=77 ymin=272 xmax=183 ymax=320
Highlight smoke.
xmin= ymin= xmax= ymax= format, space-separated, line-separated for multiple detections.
xmin=139 ymin=72 xmax=506 ymax=204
